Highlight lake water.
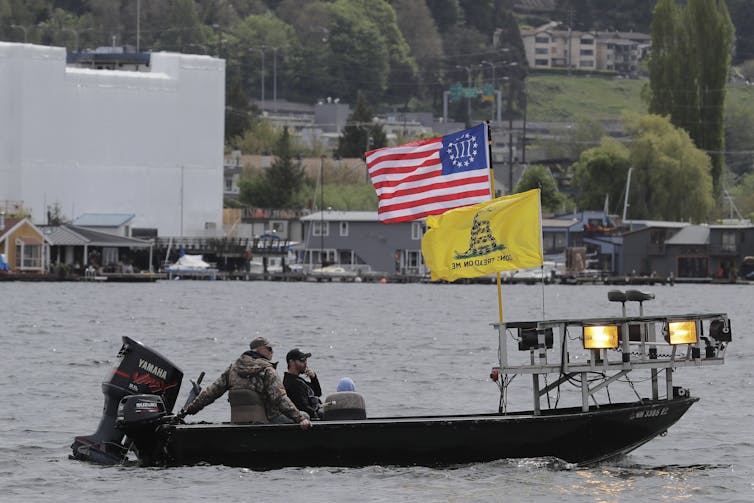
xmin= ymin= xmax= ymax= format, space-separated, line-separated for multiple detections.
xmin=1 ymin=281 xmax=752 ymax=502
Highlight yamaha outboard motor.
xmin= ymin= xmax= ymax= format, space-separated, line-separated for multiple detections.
xmin=71 ymin=336 xmax=183 ymax=465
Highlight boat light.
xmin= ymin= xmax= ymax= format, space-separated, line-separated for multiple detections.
xmin=667 ymin=321 xmax=698 ymax=345
xmin=583 ymin=325 xmax=619 ymax=349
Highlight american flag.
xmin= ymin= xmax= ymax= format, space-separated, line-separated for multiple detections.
xmin=366 ymin=123 xmax=492 ymax=224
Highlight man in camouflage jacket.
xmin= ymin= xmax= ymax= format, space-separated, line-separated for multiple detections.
xmin=178 ymin=337 xmax=311 ymax=429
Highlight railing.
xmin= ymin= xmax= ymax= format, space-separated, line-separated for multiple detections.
xmin=492 ymin=301 xmax=730 ymax=414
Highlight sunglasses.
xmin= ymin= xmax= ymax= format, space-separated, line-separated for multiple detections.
xmin=264 ymin=346 xmax=273 ymax=352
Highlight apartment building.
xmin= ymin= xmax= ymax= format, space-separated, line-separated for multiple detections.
xmin=521 ymin=22 xmax=650 ymax=76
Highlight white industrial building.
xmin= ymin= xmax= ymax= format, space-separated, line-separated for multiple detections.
xmin=0 ymin=42 xmax=225 ymax=237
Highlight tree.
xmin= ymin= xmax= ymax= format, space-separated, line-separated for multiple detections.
xmin=572 ymin=137 xmax=631 ymax=213
xmin=391 ymin=0 xmax=441 ymax=104
xmin=543 ymin=116 xmax=605 ymax=161
xmin=728 ymin=171 xmax=754 ymax=221
xmin=648 ymin=0 xmax=734 ymax=196
xmin=514 ymin=165 xmax=566 ymax=213
xmin=239 ymin=126 xmax=304 ymax=208
xmin=336 ymin=93 xmax=387 ymax=158
xmin=224 ymin=66 xmax=250 ymax=141
xmin=624 ymin=114 xmax=714 ymax=222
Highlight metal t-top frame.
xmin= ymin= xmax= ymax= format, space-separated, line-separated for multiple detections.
xmin=493 ymin=308 xmax=730 ymax=415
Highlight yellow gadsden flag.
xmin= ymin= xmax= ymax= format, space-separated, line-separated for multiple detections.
xmin=421 ymin=188 xmax=543 ymax=282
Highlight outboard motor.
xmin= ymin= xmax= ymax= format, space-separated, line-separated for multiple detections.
xmin=116 ymin=394 xmax=169 ymax=465
xmin=71 ymin=336 xmax=183 ymax=465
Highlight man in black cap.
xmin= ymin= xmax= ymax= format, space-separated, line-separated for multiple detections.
xmin=283 ymin=348 xmax=323 ymax=420
xmin=177 ymin=337 xmax=311 ymax=428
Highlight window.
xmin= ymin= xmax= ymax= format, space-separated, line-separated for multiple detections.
xmin=267 ymin=220 xmax=287 ymax=235
xmin=15 ymin=238 xmax=43 ymax=270
xmin=225 ymin=178 xmax=233 ymax=191
xmin=535 ymin=36 xmax=549 ymax=44
xmin=535 ymin=59 xmax=549 ymax=66
xmin=339 ymin=221 xmax=349 ymax=237
xmin=579 ymin=60 xmax=594 ymax=67
xmin=411 ymin=221 xmax=425 ymax=240
xmin=535 ymin=47 xmax=548 ymax=55
xmin=406 ymin=250 xmax=423 ymax=273
xmin=581 ymin=38 xmax=594 ymax=45
xmin=580 ymin=49 xmax=593 ymax=56
xmin=721 ymin=231 xmax=737 ymax=252
xmin=543 ymin=232 xmax=566 ymax=252
xmin=312 ymin=221 xmax=329 ymax=237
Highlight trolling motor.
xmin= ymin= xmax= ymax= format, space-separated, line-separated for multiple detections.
xmin=70 ymin=336 xmax=183 ymax=465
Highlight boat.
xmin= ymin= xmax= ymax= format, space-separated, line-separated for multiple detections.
xmin=309 ymin=265 xmax=358 ymax=281
xmin=165 ymin=254 xmax=217 ymax=279
xmin=70 ymin=289 xmax=731 ymax=469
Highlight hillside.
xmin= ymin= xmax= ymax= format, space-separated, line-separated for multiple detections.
xmin=526 ymin=75 xmax=645 ymax=121
xmin=526 ymin=74 xmax=754 ymax=123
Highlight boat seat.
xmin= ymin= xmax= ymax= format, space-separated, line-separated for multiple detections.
xmin=625 ymin=289 xmax=655 ymax=302
xmin=607 ymin=290 xmax=627 ymax=303
xmin=228 ymin=389 xmax=268 ymax=424
xmin=322 ymin=392 xmax=367 ymax=420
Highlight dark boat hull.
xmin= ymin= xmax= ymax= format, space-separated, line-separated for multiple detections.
xmin=149 ymin=397 xmax=697 ymax=469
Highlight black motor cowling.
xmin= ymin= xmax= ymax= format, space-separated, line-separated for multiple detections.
xmin=115 ymin=394 xmax=170 ymax=465
xmin=116 ymin=394 xmax=168 ymax=429
xmin=71 ymin=336 xmax=182 ymax=465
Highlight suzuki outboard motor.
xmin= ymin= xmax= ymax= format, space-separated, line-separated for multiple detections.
xmin=116 ymin=394 xmax=169 ymax=465
xmin=71 ymin=336 xmax=183 ymax=464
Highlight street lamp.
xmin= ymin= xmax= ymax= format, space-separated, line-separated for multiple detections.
xmin=455 ymin=65 xmax=472 ymax=124
xmin=319 ymin=155 xmax=326 ymax=266
xmin=481 ymin=60 xmax=496 ymax=122
xmin=502 ymin=61 xmax=520 ymax=194
xmin=248 ymin=47 xmax=265 ymax=108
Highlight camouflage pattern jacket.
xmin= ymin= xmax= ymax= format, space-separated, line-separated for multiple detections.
xmin=183 ymin=350 xmax=305 ymax=423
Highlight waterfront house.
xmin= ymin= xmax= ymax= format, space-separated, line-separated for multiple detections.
xmin=299 ymin=211 xmax=425 ymax=275
xmin=0 ymin=216 xmax=50 ymax=273
xmin=620 ymin=221 xmax=754 ymax=279
xmin=42 ymin=223 xmax=153 ymax=273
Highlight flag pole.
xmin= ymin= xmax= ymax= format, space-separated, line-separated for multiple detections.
xmin=486 ymin=121 xmax=505 ymax=324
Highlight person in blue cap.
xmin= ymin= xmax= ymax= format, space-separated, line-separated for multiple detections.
xmin=336 ymin=377 xmax=355 ymax=392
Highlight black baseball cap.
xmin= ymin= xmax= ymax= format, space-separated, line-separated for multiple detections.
xmin=286 ymin=348 xmax=312 ymax=362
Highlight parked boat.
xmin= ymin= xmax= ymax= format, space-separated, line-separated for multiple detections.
xmin=165 ymin=254 xmax=217 ymax=279
xmin=309 ymin=265 xmax=358 ymax=280
xmin=70 ymin=289 xmax=731 ymax=469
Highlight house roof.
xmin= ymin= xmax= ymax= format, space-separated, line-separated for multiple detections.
xmin=72 ymin=213 xmax=135 ymax=227
xmin=0 ymin=217 xmax=24 ymax=240
xmin=42 ymin=224 xmax=152 ymax=248
xmin=0 ymin=217 xmax=49 ymax=244
xmin=664 ymin=225 xmax=710 ymax=245
xmin=301 ymin=211 xmax=380 ymax=222
xmin=542 ymin=218 xmax=579 ymax=229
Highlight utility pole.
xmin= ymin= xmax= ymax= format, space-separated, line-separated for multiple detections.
xmin=319 ymin=156 xmax=326 ymax=266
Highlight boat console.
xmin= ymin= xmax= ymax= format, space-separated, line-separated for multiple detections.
xmin=491 ymin=290 xmax=731 ymax=414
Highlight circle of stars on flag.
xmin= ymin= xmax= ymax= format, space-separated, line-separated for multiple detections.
xmin=446 ymin=132 xmax=479 ymax=168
